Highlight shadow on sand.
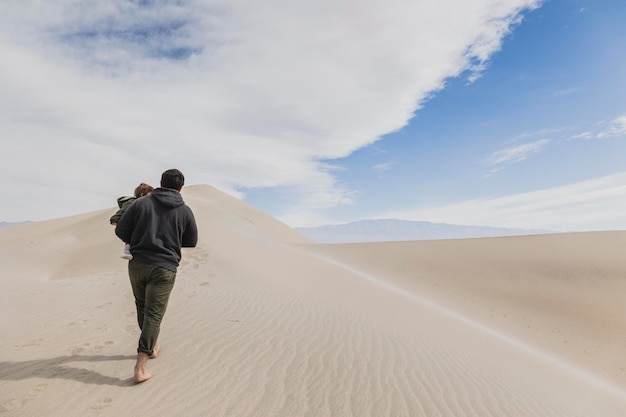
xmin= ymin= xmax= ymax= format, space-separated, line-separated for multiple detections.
xmin=0 ymin=355 xmax=137 ymax=386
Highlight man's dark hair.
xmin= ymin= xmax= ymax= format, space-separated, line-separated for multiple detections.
xmin=161 ymin=169 xmax=185 ymax=191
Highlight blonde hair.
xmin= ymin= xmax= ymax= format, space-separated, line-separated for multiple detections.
xmin=134 ymin=183 xmax=154 ymax=197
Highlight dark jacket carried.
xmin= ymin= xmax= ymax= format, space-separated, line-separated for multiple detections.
xmin=115 ymin=188 xmax=198 ymax=272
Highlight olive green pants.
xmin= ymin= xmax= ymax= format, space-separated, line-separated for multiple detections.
xmin=128 ymin=260 xmax=176 ymax=356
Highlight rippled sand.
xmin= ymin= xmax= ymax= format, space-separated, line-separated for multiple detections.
xmin=1 ymin=185 xmax=625 ymax=416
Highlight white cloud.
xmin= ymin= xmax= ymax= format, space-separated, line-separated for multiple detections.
xmin=373 ymin=162 xmax=394 ymax=173
xmin=597 ymin=115 xmax=626 ymax=138
xmin=551 ymin=87 xmax=579 ymax=97
xmin=0 ymin=0 xmax=541 ymax=221
xmin=568 ymin=115 xmax=626 ymax=140
xmin=569 ymin=131 xmax=594 ymax=140
xmin=488 ymin=139 xmax=549 ymax=166
xmin=514 ymin=127 xmax=567 ymax=140
xmin=380 ymin=172 xmax=626 ymax=231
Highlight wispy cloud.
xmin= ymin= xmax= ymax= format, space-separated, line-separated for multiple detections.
xmin=0 ymin=0 xmax=541 ymax=221
xmin=382 ymin=172 xmax=626 ymax=231
xmin=551 ymin=87 xmax=579 ymax=97
xmin=568 ymin=115 xmax=626 ymax=140
xmin=597 ymin=115 xmax=626 ymax=138
xmin=569 ymin=131 xmax=594 ymax=140
xmin=488 ymin=139 xmax=549 ymax=166
xmin=373 ymin=162 xmax=394 ymax=173
xmin=513 ymin=127 xmax=567 ymax=140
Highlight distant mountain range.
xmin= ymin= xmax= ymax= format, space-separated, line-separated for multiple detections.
xmin=0 ymin=221 xmax=31 ymax=228
xmin=296 ymin=219 xmax=553 ymax=243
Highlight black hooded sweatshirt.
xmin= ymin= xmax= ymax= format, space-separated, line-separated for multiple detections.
xmin=115 ymin=187 xmax=198 ymax=272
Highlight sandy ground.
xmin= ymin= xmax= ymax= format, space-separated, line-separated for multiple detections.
xmin=1 ymin=184 xmax=625 ymax=417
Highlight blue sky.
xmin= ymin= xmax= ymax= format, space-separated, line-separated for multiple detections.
xmin=247 ymin=0 xmax=626 ymax=231
xmin=1 ymin=0 xmax=625 ymax=232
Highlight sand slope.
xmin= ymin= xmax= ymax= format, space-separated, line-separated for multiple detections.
xmin=1 ymin=184 xmax=625 ymax=417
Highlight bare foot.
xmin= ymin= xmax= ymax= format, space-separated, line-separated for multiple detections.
xmin=149 ymin=344 xmax=160 ymax=359
xmin=133 ymin=352 xmax=153 ymax=383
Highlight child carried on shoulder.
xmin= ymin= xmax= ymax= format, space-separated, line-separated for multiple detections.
xmin=110 ymin=183 xmax=154 ymax=260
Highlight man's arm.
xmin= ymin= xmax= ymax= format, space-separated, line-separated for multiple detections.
xmin=115 ymin=204 xmax=135 ymax=243
xmin=182 ymin=209 xmax=198 ymax=248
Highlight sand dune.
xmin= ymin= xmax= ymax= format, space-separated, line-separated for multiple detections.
xmin=1 ymin=184 xmax=625 ymax=416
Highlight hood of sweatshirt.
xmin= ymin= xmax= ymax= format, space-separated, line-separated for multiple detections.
xmin=151 ymin=187 xmax=185 ymax=208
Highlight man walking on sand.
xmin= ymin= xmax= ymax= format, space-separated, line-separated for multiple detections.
xmin=115 ymin=169 xmax=198 ymax=383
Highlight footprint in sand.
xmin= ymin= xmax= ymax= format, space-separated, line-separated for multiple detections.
xmin=28 ymin=384 xmax=49 ymax=396
xmin=0 ymin=383 xmax=49 ymax=413
xmin=17 ymin=337 xmax=44 ymax=348
xmin=70 ymin=340 xmax=114 ymax=355
xmin=90 ymin=397 xmax=113 ymax=410
xmin=1 ymin=397 xmax=27 ymax=413
xmin=181 ymin=248 xmax=210 ymax=270
xmin=70 ymin=343 xmax=91 ymax=355
xmin=67 ymin=318 xmax=88 ymax=327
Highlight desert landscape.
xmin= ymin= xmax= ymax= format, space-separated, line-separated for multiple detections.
xmin=1 ymin=184 xmax=625 ymax=417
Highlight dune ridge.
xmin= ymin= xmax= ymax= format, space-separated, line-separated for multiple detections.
xmin=1 ymin=184 xmax=625 ymax=416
